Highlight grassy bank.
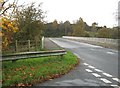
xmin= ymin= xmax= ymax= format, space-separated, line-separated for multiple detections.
xmin=2 ymin=52 xmax=79 ymax=87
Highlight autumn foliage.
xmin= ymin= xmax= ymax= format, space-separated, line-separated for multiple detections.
xmin=0 ymin=0 xmax=18 ymax=49
xmin=0 ymin=17 xmax=18 ymax=49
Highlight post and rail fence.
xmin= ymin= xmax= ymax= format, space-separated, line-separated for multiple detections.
xmin=2 ymin=40 xmax=42 ymax=54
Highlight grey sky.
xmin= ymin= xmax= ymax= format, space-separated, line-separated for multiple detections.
xmin=10 ymin=0 xmax=119 ymax=27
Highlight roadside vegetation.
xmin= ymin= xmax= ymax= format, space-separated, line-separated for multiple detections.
xmin=2 ymin=52 xmax=79 ymax=86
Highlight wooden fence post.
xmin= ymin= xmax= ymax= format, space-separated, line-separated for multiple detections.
xmin=35 ymin=40 xmax=37 ymax=51
xmin=15 ymin=40 xmax=18 ymax=52
xmin=28 ymin=40 xmax=30 ymax=51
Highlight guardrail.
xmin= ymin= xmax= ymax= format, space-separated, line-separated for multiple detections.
xmin=1 ymin=50 xmax=66 ymax=62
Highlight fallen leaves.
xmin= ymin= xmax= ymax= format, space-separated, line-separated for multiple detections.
xmin=2 ymin=52 xmax=80 ymax=86
xmin=21 ymin=76 xmax=27 ymax=80
xmin=30 ymin=67 xmax=35 ymax=71
xmin=17 ymin=83 xmax=32 ymax=87
xmin=29 ymin=73 xmax=33 ymax=77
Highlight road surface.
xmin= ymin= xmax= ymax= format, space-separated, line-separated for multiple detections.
xmin=36 ymin=38 xmax=119 ymax=87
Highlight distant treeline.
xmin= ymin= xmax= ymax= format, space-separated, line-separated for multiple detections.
xmin=44 ymin=18 xmax=119 ymax=39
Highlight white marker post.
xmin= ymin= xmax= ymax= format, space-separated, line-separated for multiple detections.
xmin=41 ymin=36 xmax=44 ymax=49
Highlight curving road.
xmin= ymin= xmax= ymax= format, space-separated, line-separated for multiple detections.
xmin=36 ymin=38 xmax=119 ymax=87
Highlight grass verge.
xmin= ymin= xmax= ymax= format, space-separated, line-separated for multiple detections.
xmin=2 ymin=52 xmax=79 ymax=87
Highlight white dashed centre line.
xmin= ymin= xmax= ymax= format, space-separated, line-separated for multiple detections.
xmin=111 ymin=85 xmax=120 ymax=88
xmin=83 ymin=62 xmax=119 ymax=85
xmin=100 ymin=78 xmax=112 ymax=83
xmin=94 ymin=69 xmax=103 ymax=72
xmin=102 ymin=73 xmax=113 ymax=77
xmin=107 ymin=52 xmax=114 ymax=55
xmin=85 ymin=69 xmax=93 ymax=72
xmin=92 ymin=73 xmax=101 ymax=77
xmin=88 ymin=65 xmax=95 ymax=69
xmin=112 ymin=78 xmax=120 ymax=83
xmin=83 ymin=63 xmax=89 ymax=66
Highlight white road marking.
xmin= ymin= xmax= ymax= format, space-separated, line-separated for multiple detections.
xmin=69 ymin=40 xmax=103 ymax=48
xmin=94 ymin=69 xmax=103 ymax=72
xmin=92 ymin=73 xmax=101 ymax=77
xmin=107 ymin=52 xmax=114 ymax=55
xmin=85 ymin=69 xmax=93 ymax=72
xmin=100 ymin=78 xmax=112 ymax=83
xmin=111 ymin=85 xmax=120 ymax=88
xmin=112 ymin=78 xmax=120 ymax=83
xmin=102 ymin=73 xmax=113 ymax=77
xmin=83 ymin=63 xmax=89 ymax=66
xmin=83 ymin=62 xmax=119 ymax=85
xmin=88 ymin=65 xmax=95 ymax=69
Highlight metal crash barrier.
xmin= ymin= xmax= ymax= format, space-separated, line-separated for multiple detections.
xmin=1 ymin=50 xmax=66 ymax=62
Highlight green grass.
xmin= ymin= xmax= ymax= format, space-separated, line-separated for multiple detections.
xmin=2 ymin=52 xmax=79 ymax=87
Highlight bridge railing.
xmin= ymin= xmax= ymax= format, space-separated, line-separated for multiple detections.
xmin=63 ymin=36 xmax=118 ymax=45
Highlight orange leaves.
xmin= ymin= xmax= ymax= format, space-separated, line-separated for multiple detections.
xmin=1 ymin=17 xmax=18 ymax=49
xmin=30 ymin=67 xmax=35 ymax=71
xmin=0 ymin=0 xmax=4 ymax=3
xmin=17 ymin=83 xmax=32 ymax=87
xmin=23 ymin=72 xmax=26 ymax=75
xmin=2 ymin=17 xmax=18 ymax=32
xmin=21 ymin=76 xmax=27 ymax=80
xmin=15 ymin=67 xmax=22 ymax=71
xmin=17 ymin=83 xmax=25 ymax=87
xmin=53 ymin=74 xmax=60 ymax=78
xmin=15 ymin=68 xmax=19 ymax=71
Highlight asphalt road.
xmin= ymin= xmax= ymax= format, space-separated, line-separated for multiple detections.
xmin=36 ymin=38 xmax=119 ymax=87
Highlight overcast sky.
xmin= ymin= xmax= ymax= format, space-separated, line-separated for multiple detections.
xmin=10 ymin=0 xmax=119 ymax=27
